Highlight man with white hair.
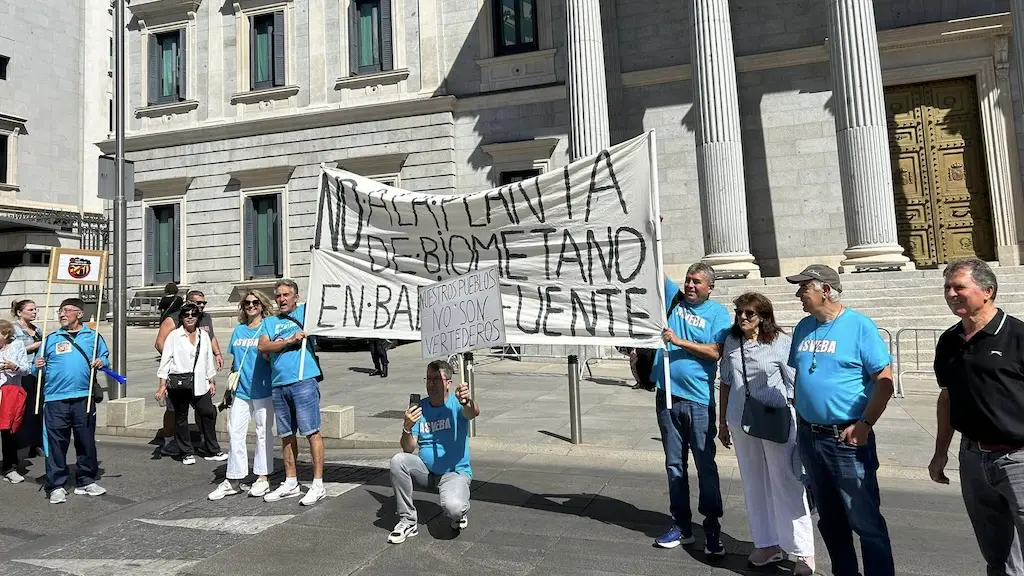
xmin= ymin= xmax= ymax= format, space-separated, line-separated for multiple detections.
xmin=930 ymin=258 xmax=1024 ymax=574
xmin=786 ymin=264 xmax=895 ymax=576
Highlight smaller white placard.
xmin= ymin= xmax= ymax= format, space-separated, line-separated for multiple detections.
xmin=52 ymin=251 xmax=105 ymax=285
xmin=418 ymin=266 xmax=506 ymax=359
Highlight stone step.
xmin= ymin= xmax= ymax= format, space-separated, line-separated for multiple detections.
xmin=715 ymin=281 xmax=1024 ymax=297
xmin=712 ymin=292 xmax=1024 ymax=309
xmin=715 ymin=265 xmax=1024 ymax=288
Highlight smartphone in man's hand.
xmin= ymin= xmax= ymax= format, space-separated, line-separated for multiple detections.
xmin=409 ymin=393 xmax=421 ymax=408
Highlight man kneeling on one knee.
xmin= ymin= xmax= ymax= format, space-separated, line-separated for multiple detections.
xmin=388 ymin=360 xmax=479 ymax=544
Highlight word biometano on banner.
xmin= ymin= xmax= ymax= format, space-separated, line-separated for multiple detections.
xmin=305 ymin=132 xmax=665 ymax=348
xmin=420 ymin=266 xmax=507 ymax=359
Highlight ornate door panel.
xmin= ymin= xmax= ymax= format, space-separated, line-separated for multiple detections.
xmin=885 ymin=77 xmax=996 ymax=268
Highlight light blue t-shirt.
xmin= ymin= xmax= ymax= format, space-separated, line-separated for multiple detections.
xmin=788 ymin=309 xmax=890 ymax=425
xmin=650 ymin=276 xmax=732 ymax=405
xmin=262 ymin=303 xmax=322 ymax=387
xmin=412 ymin=394 xmax=472 ymax=476
xmin=39 ymin=326 xmax=110 ymax=402
xmin=227 ymin=322 xmax=272 ymax=401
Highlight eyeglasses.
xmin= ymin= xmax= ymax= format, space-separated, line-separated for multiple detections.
xmin=182 ymin=312 xmax=199 ymax=319
xmin=424 ymin=376 xmax=447 ymax=384
xmin=243 ymin=300 xmax=261 ymax=308
xmin=59 ymin=307 xmax=82 ymax=316
xmin=191 ymin=301 xmax=207 ymax=307
xmin=735 ymin=309 xmax=759 ymax=318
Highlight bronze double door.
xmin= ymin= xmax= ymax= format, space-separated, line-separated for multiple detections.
xmin=885 ymin=77 xmax=996 ymax=268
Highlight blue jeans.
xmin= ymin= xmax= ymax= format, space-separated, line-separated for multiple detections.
xmin=43 ymin=398 xmax=98 ymax=491
xmin=272 ymin=378 xmax=321 ymax=437
xmin=959 ymin=438 xmax=1024 ymax=576
xmin=797 ymin=422 xmax=894 ymax=576
xmin=656 ymin=390 xmax=723 ymax=534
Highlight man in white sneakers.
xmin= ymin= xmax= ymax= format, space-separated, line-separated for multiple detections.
xmin=258 ymin=280 xmax=326 ymax=506
xmin=387 ymin=359 xmax=479 ymax=544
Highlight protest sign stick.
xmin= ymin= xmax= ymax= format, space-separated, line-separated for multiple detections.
xmin=646 ymin=130 xmax=673 ymax=397
xmin=86 ymin=255 xmax=108 ymax=413
xmin=34 ymin=282 xmax=54 ymax=416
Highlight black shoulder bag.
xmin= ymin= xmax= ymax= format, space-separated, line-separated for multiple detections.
xmin=738 ymin=341 xmax=791 ymax=443
xmin=57 ymin=333 xmax=106 ymax=404
xmin=166 ymin=334 xmax=201 ymax=391
xmin=282 ymin=314 xmax=323 ymax=382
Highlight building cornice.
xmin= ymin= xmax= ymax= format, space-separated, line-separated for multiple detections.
xmin=98 ymin=95 xmax=457 ymax=154
xmin=128 ymin=0 xmax=202 ymax=19
xmin=621 ymin=12 xmax=1012 ymax=88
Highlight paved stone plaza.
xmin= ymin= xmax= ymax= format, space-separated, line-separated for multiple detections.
xmin=0 ymin=439 xmax=984 ymax=576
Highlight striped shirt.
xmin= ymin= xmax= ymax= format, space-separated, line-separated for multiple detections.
xmin=720 ymin=332 xmax=796 ymax=428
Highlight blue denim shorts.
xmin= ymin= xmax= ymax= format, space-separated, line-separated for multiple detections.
xmin=272 ymin=378 xmax=321 ymax=437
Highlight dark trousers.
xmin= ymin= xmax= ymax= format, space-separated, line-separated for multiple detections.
xmin=797 ymin=422 xmax=894 ymax=576
xmin=167 ymin=389 xmax=220 ymax=457
xmin=370 ymin=340 xmax=389 ymax=370
xmin=44 ymin=398 xmax=98 ymax=491
xmin=1 ymin=430 xmax=18 ymax=473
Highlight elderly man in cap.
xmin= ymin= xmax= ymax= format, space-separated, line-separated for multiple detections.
xmin=786 ymin=265 xmax=895 ymax=576
xmin=34 ymin=298 xmax=109 ymax=504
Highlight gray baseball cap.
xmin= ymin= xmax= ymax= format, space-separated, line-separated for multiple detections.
xmin=785 ymin=264 xmax=842 ymax=293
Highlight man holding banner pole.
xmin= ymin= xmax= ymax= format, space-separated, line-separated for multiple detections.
xmin=258 ymin=279 xmax=326 ymax=506
xmin=34 ymin=298 xmax=109 ymax=504
xmin=649 ymin=263 xmax=731 ymax=557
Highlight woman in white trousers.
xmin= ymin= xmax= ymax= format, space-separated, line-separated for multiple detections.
xmin=208 ymin=290 xmax=276 ymax=500
xmin=719 ymin=292 xmax=815 ymax=575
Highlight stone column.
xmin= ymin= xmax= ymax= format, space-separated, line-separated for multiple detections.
xmin=566 ymin=0 xmax=611 ymax=159
xmin=690 ymin=0 xmax=759 ymax=278
xmin=827 ymin=0 xmax=910 ymax=270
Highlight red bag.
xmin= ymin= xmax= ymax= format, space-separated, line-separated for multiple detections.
xmin=0 ymin=384 xmax=26 ymax=433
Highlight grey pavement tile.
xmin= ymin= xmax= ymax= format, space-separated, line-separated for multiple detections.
xmin=507 ymin=453 xmax=626 ymax=476
xmin=180 ymin=523 xmax=385 ymax=576
xmin=21 ymin=519 xmax=241 ymax=561
xmin=530 ymin=551 xmax=712 ymax=576
xmin=480 ymin=470 xmax=611 ymax=501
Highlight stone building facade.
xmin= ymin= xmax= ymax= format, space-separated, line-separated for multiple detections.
xmin=104 ymin=0 xmax=1024 ymax=319
xmin=0 ymin=0 xmax=114 ymax=312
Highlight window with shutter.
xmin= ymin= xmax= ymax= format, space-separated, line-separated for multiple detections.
xmin=250 ymin=11 xmax=286 ymax=89
xmin=493 ymin=0 xmax=538 ymax=56
xmin=353 ymin=0 xmax=394 ymax=74
xmin=499 ymin=169 xmax=541 ymax=185
xmin=148 ymin=204 xmax=179 ymax=284
xmin=246 ymin=194 xmax=282 ymax=279
xmin=151 ymin=31 xmax=185 ymax=104
xmin=0 ymin=136 xmax=7 ymax=185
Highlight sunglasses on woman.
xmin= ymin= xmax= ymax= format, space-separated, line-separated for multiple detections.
xmin=243 ymin=299 xmax=261 ymax=308
xmin=182 ymin=311 xmax=199 ymax=319
xmin=735 ymin=309 xmax=759 ymax=318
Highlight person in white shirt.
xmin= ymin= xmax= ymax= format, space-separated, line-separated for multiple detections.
xmin=0 ymin=319 xmax=30 ymax=484
xmin=155 ymin=303 xmax=225 ymax=465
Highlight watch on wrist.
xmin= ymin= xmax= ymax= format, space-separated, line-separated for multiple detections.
xmin=859 ymin=417 xmax=873 ymax=427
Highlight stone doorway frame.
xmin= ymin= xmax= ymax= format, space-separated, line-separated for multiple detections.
xmin=880 ymin=51 xmax=1023 ymax=266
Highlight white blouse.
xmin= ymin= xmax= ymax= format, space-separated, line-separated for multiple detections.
xmin=0 ymin=339 xmax=30 ymax=388
xmin=157 ymin=326 xmax=217 ymax=396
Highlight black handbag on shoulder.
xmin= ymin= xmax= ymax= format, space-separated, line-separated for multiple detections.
xmin=739 ymin=341 xmax=792 ymax=444
xmin=166 ymin=334 xmax=200 ymax=391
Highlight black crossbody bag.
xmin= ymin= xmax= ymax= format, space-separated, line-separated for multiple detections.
xmin=166 ymin=334 xmax=201 ymax=391
xmin=739 ymin=341 xmax=791 ymax=443
xmin=56 ymin=333 xmax=105 ymax=404
xmin=281 ymin=314 xmax=323 ymax=382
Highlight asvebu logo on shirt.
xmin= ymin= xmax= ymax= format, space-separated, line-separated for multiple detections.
xmin=798 ymin=339 xmax=837 ymax=354
xmin=421 ymin=418 xmax=452 ymax=434
xmin=232 ymin=337 xmax=259 ymax=347
xmin=683 ymin=311 xmax=706 ymax=330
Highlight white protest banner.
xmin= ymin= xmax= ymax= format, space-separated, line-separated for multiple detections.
xmin=49 ymin=248 xmax=107 ymax=285
xmin=305 ymin=131 xmax=665 ymax=348
xmin=419 ymin=266 xmax=506 ymax=359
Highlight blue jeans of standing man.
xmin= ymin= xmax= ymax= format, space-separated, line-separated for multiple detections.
xmin=959 ymin=438 xmax=1024 ymax=576
xmin=656 ymin=390 xmax=723 ymax=535
xmin=797 ymin=422 xmax=894 ymax=576
xmin=44 ymin=398 xmax=98 ymax=492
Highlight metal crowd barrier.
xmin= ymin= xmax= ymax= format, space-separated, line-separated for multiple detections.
xmin=893 ymin=327 xmax=944 ymax=399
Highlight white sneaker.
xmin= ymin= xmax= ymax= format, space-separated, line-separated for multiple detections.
xmin=451 ymin=515 xmax=468 ymax=530
xmin=248 ymin=479 xmax=271 ymax=498
xmin=182 ymin=455 xmax=196 ymax=466
xmin=299 ymin=483 xmax=327 ymax=506
xmin=208 ymin=480 xmax=239 ymax=501
xmin=263 ymin=482 xmax=301 ymax=502
xmin=49 ymin=487 xmax=67 ymax=504
xmin=204 ymin=452 xmax=228 ymax=462
xmin=4 ymin=470 xmax=24 ymax=484
xmin=387 ymin=521 xmax=418 ymax=544
xmin=73 ymin=483 xmax=107 ymax=496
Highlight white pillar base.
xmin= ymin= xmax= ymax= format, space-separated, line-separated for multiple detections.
xmin=839 ymin=244 xmax=912 ymax=273
xmin=701 ymin=253 xmax=761 ymax=279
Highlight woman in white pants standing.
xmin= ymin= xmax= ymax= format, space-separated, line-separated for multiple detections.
xmin=208 ymin=290 xmax=276 ymax=500
xmin=718 ymin=292 xmax=815 ymax=575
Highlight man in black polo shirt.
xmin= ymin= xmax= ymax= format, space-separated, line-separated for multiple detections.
xmin=930 ymin=258 xmax=1024 ymax=574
